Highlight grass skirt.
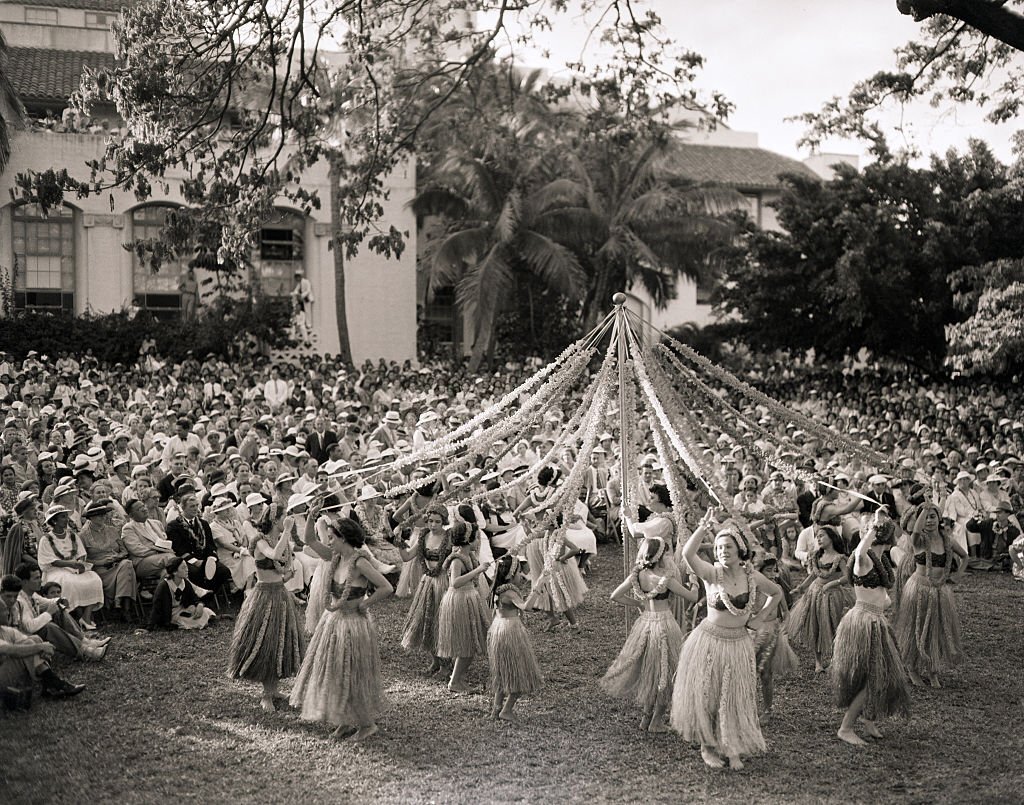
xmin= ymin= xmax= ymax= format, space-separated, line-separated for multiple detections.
xmin=892 ymin=573 xmax=963 ymax=677
xmin=601 ymin=610 xmax=683 ymax=711
xmin=891 ymin=551 xmax=916 ymax=613
xmin=436 ymin=583 xmax=491 ymax=658
xmin=488 ymin=615 xmax=543 ymax=695
xmin=396 ymin=558 xmax=423 ymax=599
xmin=669 ymin=620 xmax=766 ymax=758
xmin=787 ymin=577 xmax=852 ymax=662
xmin=831 ymin=601 xmax=910 ymax=719
xmin=305 ymin=562 xmax=327 ymax=633
xmin=752 ymin=621 xmax=798 ymax=678
xmin=524 ymin=539 xmax=588 ymax=613
xmin=401 ymin=572 xmax=449 ymax=654
xmin=289 ymin=609 xmax=383 ymax=727
xmin=227 ymin=581 xmax=306 ymax=683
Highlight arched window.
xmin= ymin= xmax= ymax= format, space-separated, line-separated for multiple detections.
xmin=131 ymin=204 xmax=188 ymax=320
xmin=254 ymin=208 xmax=305 ymax=297
xmin=11 ymin=203 xmax=75 ymax=313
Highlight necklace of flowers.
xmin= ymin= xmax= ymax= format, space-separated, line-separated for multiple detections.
xmin=714 ymin=563 xmax=756 ymax=616
xmin=44 ymin=525 xmax=77 ymax=561
xmin=630 ymin=567 xmax=669 ymax=600
xmin=418 ymin=530 xmax=452 ymax=577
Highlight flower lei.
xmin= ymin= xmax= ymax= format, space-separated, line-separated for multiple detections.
xmin=418 ymin=529 xmax=453 ymax=577
xmin=630 ymin=569 xmax=669 ymax=600
xmin=44 ymin=524 xmax=80 ymax=562
xmin=714 ymin=563 xmax=757 ymax=617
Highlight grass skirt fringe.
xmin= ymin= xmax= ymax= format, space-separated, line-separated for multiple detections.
xmin=831 ymin=601 xmax=910 ymax=719
xmin=436 ymin=583 xmax=491 ymax=658
xmin=669 ymin=620 xmax=766 ymax=758
xmin=396 ymin=558 xmax=423 ymax=599
xmin=892 ymin=573 xmax=963 ymax=677
xmin=488 ymin=615 xmax=543 ymax=695
xmin=289 ymin=610 xmax=383 ymax=727
xmin=787 ymin=577 xmax=852 ymax=662
xmin=752 ymin=621 xmax=798 ymax=678
xmin=401 ymin=573 xmax=449 ymax=653
xmin=227 ymin=581 xmax=306 ymax=683
xmin=891 ymin=550 xmax=916 ymax=612
xmin=601 ymin=610 xmax=683 ymax=711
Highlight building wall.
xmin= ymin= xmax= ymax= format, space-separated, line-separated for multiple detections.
xmin=0 ymin=131 xmax=419 ymax=363
xmin=0 ymin=7 xmax=116 ymax=51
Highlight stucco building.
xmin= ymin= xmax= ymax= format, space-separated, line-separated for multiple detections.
xmin=0 ymin=0 xmax=418 ymax=362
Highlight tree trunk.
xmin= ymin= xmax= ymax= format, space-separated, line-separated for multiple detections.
xmin=329 ymin=156 xmax=354 ymax=366
xmin=586 ymin=264 xmax=615 ymax=329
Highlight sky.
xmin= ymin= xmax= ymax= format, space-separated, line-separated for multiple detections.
xmin=497 ymin=0 xmax=1023 ymax=165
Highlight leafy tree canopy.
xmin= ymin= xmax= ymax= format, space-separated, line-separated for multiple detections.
xmin=713 ymin=138 xmax=1024 ymax=371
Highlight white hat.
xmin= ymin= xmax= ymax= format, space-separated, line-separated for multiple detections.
xmin=245 ymin=492 xmax=267 ymax=508
xmin=208 ymin=497 xmax=235 ymax=514
xmin=954 ymin=471 xmax=974 ymax=483
xmin=383 ymin=411 xmax=401 ymax=424
xmin=417 ymin=411 xmax=439 ymax=425
xmin=286 ymin=492 xmax=312 ymax=513
xmin=867 ymin=474 xmax=888 ymax=486
xmin=356 ymin=485 xmax=381 ymax=502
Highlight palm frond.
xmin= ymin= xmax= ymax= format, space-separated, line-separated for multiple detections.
xmin=527 ymin=178 xmax=589 ymax=216
xmin=532 ymin=207 xmax=608 ymax=248
xmin=455 ymin=243 xmax=515 ymax=342
xmin=518 ymin=230 xmax=586 ymax=296
xmin=409 ymin=185 xmax=473 ymax=220
xmin=435 ymin=155 xmax=504 ymax=216
xmin=494 ymin=188 xmax=521 ymax=244
xmin=424 ymin=227 xmax=490 ymax=299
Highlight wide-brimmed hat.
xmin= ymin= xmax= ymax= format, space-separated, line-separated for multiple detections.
xmin=867 ymin=474 xmax=888 ymax=486
xmin=417 ymin=411 xmax=439 ymax=426
xmin=285 ymin=492 xmax=311 ymax=513
xmin=954 ymin=470 xmax=974 ymax=483
xmin=14 ymin=492 xmax=38 ymax=516
xmin=44 ymin=503 xmax=73 ymax=522
xmin=83 ymin=499 xmax=114 ymax=519
xmin=208 ymin=497 xmax=235 ymax=514
xmin=274 ymin=472 xmax=297 ymax=487
xmin=245 ymin=492 xmax=268 ymax=508
xmin=383 ymin=411 xmax=401 ymax=425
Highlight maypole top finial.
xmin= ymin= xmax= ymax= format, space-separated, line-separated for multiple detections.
xmin=612 ymin=292 xmax=627 ymax=306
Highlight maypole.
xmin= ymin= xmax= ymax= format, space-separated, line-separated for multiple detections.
xmin=612 ymin=292 xmax=633 ymax=629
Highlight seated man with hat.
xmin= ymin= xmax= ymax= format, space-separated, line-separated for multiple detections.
xmin=121 ymin=499 xmax=178 ymax=584
xmin=79 ymin=498 xmax=139 ymax=614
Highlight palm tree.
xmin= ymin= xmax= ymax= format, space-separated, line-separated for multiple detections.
xmin=0 ymin=29 xmax=26 ymax=174
xmin=532 ymin=136 xmax=746 ymax=327
xmin=413 ymin=149 xmax=586 ymax=370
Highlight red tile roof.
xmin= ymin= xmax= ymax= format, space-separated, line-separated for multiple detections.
xmin=13 ymin=0 xmax=128 ymax=10
xmin=5 ymin=47 xmax=115 ymax=103
xmin=667 ymin=143 xmax=818 ymax=191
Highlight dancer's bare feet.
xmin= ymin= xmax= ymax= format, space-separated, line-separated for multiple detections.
xmin=647 ymin=721 xmax=670 ymax=734
xmin=837 ymin=728 xmax=867 ymax=746
xmin=908 ymin=671 xmax=924 ymax=687
xmin=349 ymin=724 xmax=379 ymax=742
xmin=639 ymin=712 xmax=652 ymax=731
xmin=861 ymin=720 xmax=883 ymax=740
xmin=700 ymin=745 xmax=725 ymax=768
xmin=424 ymin=659 xmax=442 ymax=676
xmin=331 ymin=725 xmax=357 ymax=740
xmin=260 ymin=697 xmax=276 ymax=712
xmin=498 ymin=709 xmax=518 ymax=723
xmin=728 ymin=755 xmax=744 ymax=770
xmin=448 ymin=681 xmax=474 ymax=694
xmin=929 ymin=676 xmax=942 ymax=689
xmin=814 ymin=662 xmax=825 ymax=674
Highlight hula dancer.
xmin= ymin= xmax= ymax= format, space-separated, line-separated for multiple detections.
xmin=227 ymin=514 xmax=306 ymax=711
xmin=601 ymin=535 xmax=698 ymax=733
xmin=399 ymin=504 xmax=453 ymax=674
xmin=487 ymin=554 xmax=543 ymax=722
xmin=436 ymin=521 xmax=492 ymax=692
xmin=751 ymin=556 xmax=798 ymax=721
xmin=787 ymin=525 xmax=852 ymax=672
xmin=289 ymin=513 xmax=393 ymax=741
xmin=669 ymin=511 xmax=781 ymax=770
xmin=833 ymin=512 xmax=911 ymax=746
xmin=892 ymin=503 xmax=966 ymax=688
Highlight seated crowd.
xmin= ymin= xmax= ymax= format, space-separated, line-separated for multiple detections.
xmin=0 ymin=346 xmax=1022 ymax=711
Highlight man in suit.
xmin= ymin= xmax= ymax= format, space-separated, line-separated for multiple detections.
xmin=165 ymin=487 xmax=231 ymax=593
xmin=305 ymin=416 xmax=338 ymax=464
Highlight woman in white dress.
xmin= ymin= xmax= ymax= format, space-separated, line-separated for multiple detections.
xmin=36 ymin=504 xmax=104 ymax=630
xmin=209 ymin=497 xmax=256 ymax=592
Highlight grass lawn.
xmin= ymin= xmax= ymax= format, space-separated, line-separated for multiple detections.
xmin=2 ymin=547 xmax=1022 ymax=804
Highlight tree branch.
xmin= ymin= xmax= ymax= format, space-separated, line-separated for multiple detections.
xmin=898 ymin=0 xmax=1024 ymax=51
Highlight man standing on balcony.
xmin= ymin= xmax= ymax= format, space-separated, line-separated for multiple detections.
xmin=179 ymin=267 xmax=199 ymax=321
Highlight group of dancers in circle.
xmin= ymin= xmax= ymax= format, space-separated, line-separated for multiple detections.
xmin=222 ymin=477 xmax=965 ymax=768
